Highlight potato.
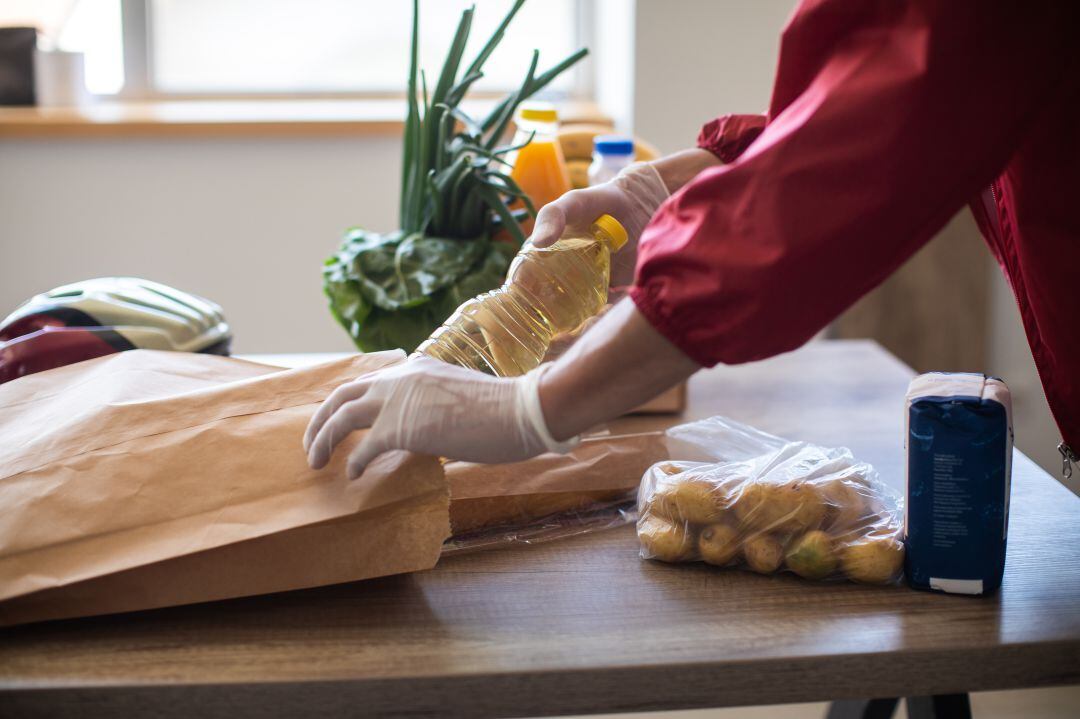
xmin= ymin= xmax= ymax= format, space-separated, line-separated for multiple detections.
xmin=649 ymin=479 xmax=727 ymax=524
xmin=785 ymin=530 xmax=838 ymax=580
xmin=734 ymin=481 xmax=824 ymax=533
xmin=742 ymin=533 xmax=784 ymax=574
xmin=817 ymin=477 xmax=866 ymax=530
xmin=698 ymin=523 xmax=740 ymax=566
xmin=638 ymin=514 xmax=695 ymax=563
xmin=733 ymin=482 xmax=772 ymax=528
xmin=773 ymin=481 xmax=826 ymax=532
xmin=841 ymin=536 xmax=905 ymax=584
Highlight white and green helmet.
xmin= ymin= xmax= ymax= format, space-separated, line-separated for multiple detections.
xmin=0 ymin=277 xmax=231 ymax=384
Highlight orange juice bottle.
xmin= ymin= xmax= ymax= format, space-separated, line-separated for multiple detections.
xmin=508 ymin=104 xmax=572 ymax=234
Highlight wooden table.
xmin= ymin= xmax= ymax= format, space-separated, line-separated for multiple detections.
xmin=1 ymin=340 xmax=1078 ymax=717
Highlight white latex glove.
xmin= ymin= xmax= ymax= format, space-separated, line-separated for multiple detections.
xmin=303 ymin=356 xmax=577 ymax=480
xmin=530 ymin=162 xmax=669 ymax=287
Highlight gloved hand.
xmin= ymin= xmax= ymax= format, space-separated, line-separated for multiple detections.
xmin=530 ymin=162 xmax=669 ymax=287
xmin=303 ymin=356 xmax=577 ymax=480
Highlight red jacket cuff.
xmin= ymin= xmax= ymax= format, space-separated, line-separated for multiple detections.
xmin=697 ymin=114 xmax=768 ymax=163
xmin=629 ymin=282 xmax=717 ymax=369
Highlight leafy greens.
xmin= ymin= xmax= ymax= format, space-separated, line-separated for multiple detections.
xmin=324 ymin=0 xmax=587 ymax=352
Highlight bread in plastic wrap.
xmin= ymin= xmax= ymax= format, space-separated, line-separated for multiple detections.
xmin=637 ymin=416 xmax=904 ymax=585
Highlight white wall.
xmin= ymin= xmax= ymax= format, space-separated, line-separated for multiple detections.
xmin=0 ymin=135 xmax=400 ymax=353
xmin=632 ymin=0 xmax=794 ymax=153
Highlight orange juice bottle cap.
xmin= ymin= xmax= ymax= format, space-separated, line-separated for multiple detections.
xmin=518 ymin=105 xmax=559 ymax=123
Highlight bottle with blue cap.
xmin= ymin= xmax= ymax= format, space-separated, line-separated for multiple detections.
xmin=589 ymin=135 xmax=636 ymax=185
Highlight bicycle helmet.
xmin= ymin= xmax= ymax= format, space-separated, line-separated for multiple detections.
xmin=0 ymin=277 xmax=231 ymax=385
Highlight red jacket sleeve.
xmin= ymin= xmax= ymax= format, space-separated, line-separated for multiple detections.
xmin=697 ymin=114 xmax=767 ymax=164
xmin=630 ymin=0 xmax=1076 ymax=366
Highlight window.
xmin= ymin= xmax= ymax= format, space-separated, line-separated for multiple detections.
xmin=149 ymin=0 xmax=580 ymax=96
xmin=15 ymin=0 xmax=585 ymax=99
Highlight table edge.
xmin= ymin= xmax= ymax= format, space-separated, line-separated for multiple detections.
xmin=2 ymin=639 xmax=1078 ymax=717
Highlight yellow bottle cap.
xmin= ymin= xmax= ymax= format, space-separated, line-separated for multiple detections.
xmin=518 ymin=104 xmax=559 ymax=123
xmin=591 ymin=214 xmax=628 ymax=252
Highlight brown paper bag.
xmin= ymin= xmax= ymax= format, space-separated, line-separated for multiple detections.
xmin=446 ymin=430 xmax=669 ymax=535
xmin=0 ymin=350 xmax=449 ymax=625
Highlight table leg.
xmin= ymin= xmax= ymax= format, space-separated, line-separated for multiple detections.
xmin=825 ymin=698 xmax=899 ymax=719
xmin=906 ymin=693 xmax=972 ymax=719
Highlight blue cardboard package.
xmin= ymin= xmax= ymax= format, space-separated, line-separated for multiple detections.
xmin=904 ymin=372 xmax=1012 ymax=595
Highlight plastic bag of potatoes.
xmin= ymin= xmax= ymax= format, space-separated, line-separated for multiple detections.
xmin=637 ymin=418 xmax=905 ymax=585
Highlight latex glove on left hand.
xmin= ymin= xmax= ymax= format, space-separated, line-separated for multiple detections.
xmin=530 ymin=162 xmax=669 ymax=287
xmin=303 ymin=357 xmax=577 ymax=480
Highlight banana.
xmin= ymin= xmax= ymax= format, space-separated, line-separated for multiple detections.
xmin=558 ymin=124 xmax=614 ymax=161
xmin=633 ymin=138 xmax=660 ymax=162
xmin=566 ymin=159 xmax=591 ymax=189
xmin=558 ymin=123 xmax=661 ymax=164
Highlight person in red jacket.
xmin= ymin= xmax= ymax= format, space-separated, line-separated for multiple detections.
xmin=306 ymin=0 xmax=1079 ymax=480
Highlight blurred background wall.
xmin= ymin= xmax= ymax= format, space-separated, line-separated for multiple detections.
xmin=0 ymin=0 xmax=1067 ymax=488
xmin=1 ymin=135 xmax=398 ymax=353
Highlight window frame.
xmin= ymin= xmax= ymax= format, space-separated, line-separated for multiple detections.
xmin=114 ymin=0 xmax=593 ymax=102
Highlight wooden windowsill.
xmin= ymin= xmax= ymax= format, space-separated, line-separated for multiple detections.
xmin=0 ymin=98 xmax=608 ymax=139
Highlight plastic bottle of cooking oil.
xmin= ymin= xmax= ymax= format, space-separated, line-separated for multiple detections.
xmin=416 ymin=215 xmax=628 ymax=377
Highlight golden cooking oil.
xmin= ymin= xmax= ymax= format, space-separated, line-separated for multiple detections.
xmin=417 ymin=215 xmax=628 ymax=376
